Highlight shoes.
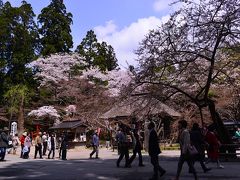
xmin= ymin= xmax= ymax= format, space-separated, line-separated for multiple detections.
xmin=160 ymin=170 xmax=166 ymax=177
xmin=139 ymin=164 xmax=145 ymax=167
xmin=124 ymin=165 xmax=131 ymax=168
xmin=204 ymin=168 xmax=211 ymax=173
xmin=116 ymin=163 xmax=120 ymax=168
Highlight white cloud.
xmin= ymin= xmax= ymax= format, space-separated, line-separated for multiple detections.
xmin=94 ymin=20 xmax=117 ymax=37
xmin=153 ymin=0 xmax=171 ymax=12
xmin=153 ymin=0 xmax=183 ymax=13
xmin=94 ymin=16 xmax=170 ymax=68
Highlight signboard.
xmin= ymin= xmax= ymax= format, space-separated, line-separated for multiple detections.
xmin=11 ymin=122 xmax=17 ymax=135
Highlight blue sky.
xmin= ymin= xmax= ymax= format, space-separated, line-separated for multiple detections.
xmin=3 ymin=0 xmax=179 ymax=68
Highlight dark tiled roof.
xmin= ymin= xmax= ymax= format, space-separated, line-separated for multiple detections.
xmin=50 ymin=120 xmax=87 ymax=129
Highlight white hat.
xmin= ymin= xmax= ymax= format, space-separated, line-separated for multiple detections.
xmin=22 ymin=132 xmax=27 ymax=136
xmin=3 ymin=127 xmax=9 ymax=131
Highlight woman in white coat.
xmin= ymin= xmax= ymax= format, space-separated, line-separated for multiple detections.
xmin=47 ymin=134 xmax=56 ymax=159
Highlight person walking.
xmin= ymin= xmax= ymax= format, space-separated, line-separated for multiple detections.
xmin=116 ymin=127 xmax=130 ymax=168
xmin=12 ymin=133 xmax=20 ymax=155
xmin=20 ymin=132 xmax=27 ymax=158
xmin=48 ymin=133 xmax=56 ymax=159
xmin=61 ymin=134 xmax=68 ymax=160
xmin=174 ymin=120 xmax=198 ymax=180
xmin=34 ymin=132 xmax=43 ymax=159
xmin=203 ymin=127 xmax=224 ymax=168
xmin=189 ymin=123 xmax=211 ymax=173
xmin=128 ymin=129 xmax=144 ymax=167
xmin=42 ymin=132 xmax=48 ymax=156
xmin=23 ymin=133 xmax=32 ymax=159
xmin=148 ymin=122 xmax=166 ymax=180
xmin=0 ymin=127 xmax=9 ymax=161
xmin=90 ymin=130 xmax=100 ymax=159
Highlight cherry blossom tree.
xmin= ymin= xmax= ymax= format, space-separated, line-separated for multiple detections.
xmin=133 ymin=0 xmax=240 ymax=145
xmin=28 ymin=106 xmax=60 ymax=124
xmin=30 ymin=53 xmax=133 ymax=97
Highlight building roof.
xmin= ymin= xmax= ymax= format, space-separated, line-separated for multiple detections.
xmin=100 ymin=96 xmax=181 ymax=119
xmin=50 ymin=120 xmax=87 ymax=130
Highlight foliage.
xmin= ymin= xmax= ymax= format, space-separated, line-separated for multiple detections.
xmin=30 ymin=53 xmax=132 ymax=97
xmin=38 ymin=0 xmax=73 ymax=56
xmin=75 ymin=30 xmax=119 ymax=71
xmin=0 ymin=1 xmax=39 ymax=87
xmin=132 ymin=0 xmax=240 ymax=143
xmin=4 ymin=84 xmax=32 ymax=116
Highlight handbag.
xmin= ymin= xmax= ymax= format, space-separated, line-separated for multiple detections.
xmin=187 ymin=145 xmax=199 ymax=156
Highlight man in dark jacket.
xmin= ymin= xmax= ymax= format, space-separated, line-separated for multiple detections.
xmin=0 ymin=127 xmax=9 ymax=161
xmin=148 ymin=121 xmax=166 ymax=180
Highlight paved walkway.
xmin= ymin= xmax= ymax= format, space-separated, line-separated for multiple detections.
xmin=0 ymin=147 xmax=240 ymax=180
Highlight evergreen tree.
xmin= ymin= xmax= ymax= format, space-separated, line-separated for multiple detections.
xmin=0 ymin=1 xmax=39 ymax=132
xmin=38 ymin=0 xmax=73 ymax=56
xmin=76 ymin=30 xmax=118 ymax=71
xmin=75 ymin=30 xmax=98 ymax=68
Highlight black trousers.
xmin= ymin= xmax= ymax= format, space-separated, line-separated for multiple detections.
xmin=128 ymin=148 xmax=143 ymax=165
xmin=150 ymin=155 xmax=165 ymax=178
xmin=62 ymin=149 xmax=67 ymax=160
xmin=34 ymin=144 xmax=42 ymax=158
xmin=176 ymin=154 xmax=197 ymax=179
xmin=90 ymin=145 xmax=99 ymax=158
xmin=43 ymin=142 xmax=47 ymax=155
xmin=117 ymin=145 xmax=129 ymax=167
xmin=20 ymin=144 xmax=24 ymax=158
xmin=0 ymin=147 xmax=6 ymax=160
xmin=48 ymin=148 xmax=55 ymax=158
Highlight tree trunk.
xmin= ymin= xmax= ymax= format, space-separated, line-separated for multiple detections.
xmin=208 ymin=100 xmax=236 ymax=158
xmin=18 ymin=95 xmax=25 ymax=135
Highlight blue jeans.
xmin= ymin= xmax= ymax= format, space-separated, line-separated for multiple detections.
xmin=0 ymin=147 xmax=6 ymax=160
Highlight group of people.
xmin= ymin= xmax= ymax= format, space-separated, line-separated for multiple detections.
xmin=87 ymin=120 xmax=225 ymax=180
xmin=0 ymin=130 xmax=69 ymax=161
xmin=0 ymin=120 xmax=231 ymax=180
xmin=168 ymin=120 xmax=224 ymax=180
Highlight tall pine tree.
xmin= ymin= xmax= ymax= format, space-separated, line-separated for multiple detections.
xmin=38 ymin=0 xmax=73 ymax=56
xmin=76 ymin=30 xmax=118 ymax=71
xmin=0 ymin=1 xmax=39 ymax=132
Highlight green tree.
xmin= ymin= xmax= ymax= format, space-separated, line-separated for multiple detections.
xmin=76 ymin=30 xmax=118 ymax=71
xmin=0 ymin=1 xmax=39 ymax=130
xmin=75 ymin=30 xmax=98 ymax=68
xmin=4 ymin=85 xmax=32 ymax=134
xmin=38 ymin=0 xmax=73 ymax=56
xmin=96 ymin=42 xmax=119 ymax=71
xmin=0 ymin=1 xmax=39 ymax=85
